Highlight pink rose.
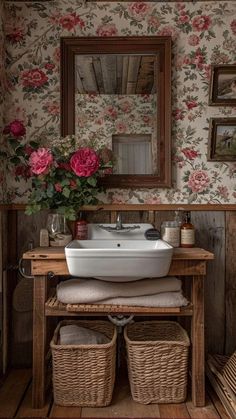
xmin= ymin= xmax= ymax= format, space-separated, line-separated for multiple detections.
xmin=128 ymin=2 xmax=151 ymax=20
xmin=179 ymin=15 xmax=189 ymax=24
xmin=192 ymin=15 xmax=211 ymax=31
xmin=182 ymin=148 xmax=198 ymax=160
xmin=21 ymin=69 xmax=48 ymax=88
xmin=54 ymin=183 xmax=62 ymax=192
xmin=3 ymin=119 xmax=26 ymax=137
xmin=230 ymin=19 xmax=236 ymax=35
xmin=115 ymin=121 xmax=127 ymax=133
xmin=158 ymin=26 xmax=178 ymax=40
xmin=188 ymin=170 xmax=210 ymax=193
xmin=59 ymin=13 xmax=85 ymax=30
xmin=147 ymin=16 xmax=160 ymax=30
xmin=45 ymin=101 xmax=60 ymax=115
xmin=69 ymin=180 xmax=77 ymax=189
xmin=104 ymin=106 xmax=117 ymax=119
xmin=44 ymin=63 xmax=55 ymax=71
xmin=70 ymin=147 xmax=100 ymax=177
xmin=188 ymin=34 xmax=200 ymax=46
xmin=29 ymin=148 xmax=53 ymax=175
xmin=217 ymin=186 xmax=229 ymax=199
xmin=5 ymin=17 xmax=26 ymax=44
xmin=96 ymin=24 xmax=118 ymax=37
xmin=172 ymin=108 xmax=185 ymax=121
xmin=185 ymin=100 xmax=198 ymax=110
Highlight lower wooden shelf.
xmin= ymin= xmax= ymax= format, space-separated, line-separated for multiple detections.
xmin=45 ymin=294 xmax=193 ymax=316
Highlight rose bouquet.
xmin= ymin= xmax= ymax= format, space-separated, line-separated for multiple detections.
xmin=2 ymin=120 xmax=114 ymax=220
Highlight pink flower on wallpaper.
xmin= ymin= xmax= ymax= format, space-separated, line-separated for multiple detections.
xmin=70 ymin=148 xmax=100 ymax=177
xmin=104 ymin=106 xmax=117 ymax=119
xmin=192 ymin=15 xmax=212 ymax=32
xmin=54 ymin=183 xmax=62 ymax=192
xmin=188 ymin=34 xmax=200 ymax=46
xmin=3 ymin=119 xmax=26 ymax=137
xmin=230 ymin=19 xmax=236 ymax=35
xmin=5 ymin=18 xmax=26 ymax=44
xmin=115 ymin=121 xmax=127 ymax=133
xmin=29 ymin=148 xmax=53 ymax=175
xmin=203 ymin=64 xmax=212 ymax=80
xmin=188 ymin=170 xmax=210 ymax=193
xmin=173 ymin=108 xmax=185 ymax=121
xmin=95 ymin=118 xmax=104 ymax=125
xmin=191 ymin=48 xmax=205 ymax=69
xmin=217 ymin=186 xmax=229 ymax=199
xmin=185 ymin=100 xmax=198 ymax=110
xmin=45 ymin=101 xmax=60 ymax=116
xmin=143 ymin=115 xmax=151 ymax=124
xmin=147 ymin=16 xmax=161 ymax=30
xmin=178 ymin=13 xmax=190 ymax=24
xmin=119 ymin=100 xmax=132 ymax=113
xmin=44 ymin=63 xmax=55 ymax=71
xmin=21 ymin=69 xmax=48 ymax=88
xmin=145 ymin=196 xmax=162 ymax=204
xmin=182 ymin=148 xmax=198 ymax=160
xmin=128 ymin=3 xmax=151 ymax=20
xmin=158 ymin=26 xmax=178 ymax=40
xmin=59 ymin=13 xmax=85 ymax=30
xmin=96 ymin=24 xmax=118 ymax=37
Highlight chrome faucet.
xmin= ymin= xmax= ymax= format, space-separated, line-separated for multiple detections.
xmin=116 ymin=213 xmax=122 ymax=230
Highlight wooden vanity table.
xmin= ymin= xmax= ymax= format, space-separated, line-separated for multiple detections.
xmin=23 ymin=247 xmax=214 ymax=409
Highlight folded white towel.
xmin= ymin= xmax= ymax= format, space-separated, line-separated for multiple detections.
xmin=59 ymin=325 xmax=109 ymax=345
xmin=57 ymin=277 xmax=182 ymax=305
xmin=97 ymin=291 xmax=188 ymax=308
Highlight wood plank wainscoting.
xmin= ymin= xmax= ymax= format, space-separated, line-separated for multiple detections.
xmin=0 ymin=204 xmax=236 ymax=417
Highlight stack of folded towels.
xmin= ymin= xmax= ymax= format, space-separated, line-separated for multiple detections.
xmin=57 ymin=276 xmax=188 ymax=307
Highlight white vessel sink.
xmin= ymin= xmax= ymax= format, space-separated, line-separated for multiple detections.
xmin=65 ymin=224 xmax=173 ymax=282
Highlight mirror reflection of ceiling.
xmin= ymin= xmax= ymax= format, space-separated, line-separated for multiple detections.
xmin=75 ymin=55 xmax=157 ymax=95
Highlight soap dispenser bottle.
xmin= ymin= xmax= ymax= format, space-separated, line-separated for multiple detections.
xmin=180 ymin=211 xmax=195 ymax=248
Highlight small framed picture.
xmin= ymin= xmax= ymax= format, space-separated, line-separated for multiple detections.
xmin=208 ymin=118 xmax=236 ymax=161
xmin=209 ymin=65 xmax=236 ymax=105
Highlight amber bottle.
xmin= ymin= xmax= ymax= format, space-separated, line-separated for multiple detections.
xmin=74 ymin=212 xmax=88 ymax=240
xmin=180 ymin=211 xmax=195 ymax=248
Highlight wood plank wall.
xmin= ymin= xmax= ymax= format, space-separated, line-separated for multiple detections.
xmin=1 ymin=208 xmax=236 ymax=373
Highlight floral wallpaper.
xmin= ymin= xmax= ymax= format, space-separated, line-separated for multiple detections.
xmin=2 ymin=0 xmax=236 ymax=205
xmin=75 ymin=93 xmax=155 ymax=138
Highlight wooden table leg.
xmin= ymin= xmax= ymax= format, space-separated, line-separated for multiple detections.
xmin=32 ymin=275 xmax=47 ymax=408
xmin=191 ymin=275 xmax=205 ymax=407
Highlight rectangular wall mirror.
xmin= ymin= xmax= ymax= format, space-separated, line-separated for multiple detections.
xmin=61 ymin=37 xmax=172 ymax=188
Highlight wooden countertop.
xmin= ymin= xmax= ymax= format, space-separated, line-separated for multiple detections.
xmin=23 ymin=246 xmax=214 ymax=260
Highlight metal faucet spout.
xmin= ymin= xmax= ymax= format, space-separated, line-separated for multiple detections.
xmin=116 ymin=213 xmax=122 ymax=230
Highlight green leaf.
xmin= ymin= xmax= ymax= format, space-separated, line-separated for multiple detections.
xmin=62 ymin=187 xmax=70 ymax=198
xmin=87 ymin=177 xmax=97 ymax=187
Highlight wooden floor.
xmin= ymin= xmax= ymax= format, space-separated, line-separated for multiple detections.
xmin=0 ymin=369 xmax=231 ymax=419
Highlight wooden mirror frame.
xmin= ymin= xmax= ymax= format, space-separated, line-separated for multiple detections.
xmin=61 ymin=36 xmax=172 ymax=188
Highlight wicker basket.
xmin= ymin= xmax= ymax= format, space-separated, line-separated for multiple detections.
xmin=50 ymin=320 xmax=117 ymax=407
xmin=124 ymin=321 xmax=190 ymax=404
